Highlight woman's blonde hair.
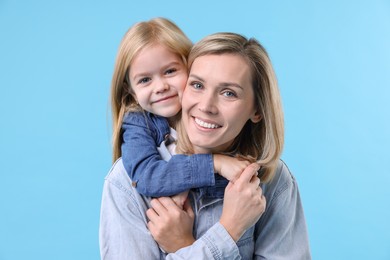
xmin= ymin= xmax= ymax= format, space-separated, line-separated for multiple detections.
xmin=110 ymin=17 xmax=192 ymax=162
xmin=177 ymin=32 xmax=284 ymax=182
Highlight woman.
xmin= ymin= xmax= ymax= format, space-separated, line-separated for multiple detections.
xmin=100 ymin=32 xmax=311 ymax=259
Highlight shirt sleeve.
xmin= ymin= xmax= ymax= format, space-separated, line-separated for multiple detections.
xmin=253 ymin=162 xmax=312 ymax=259
xmin=99 ymin=161 xmax=162 ymax=260
xmin=121 ymin=113 xmax=215 ymax=197
xmin=166 ymin=222 xmax=241 ymax=260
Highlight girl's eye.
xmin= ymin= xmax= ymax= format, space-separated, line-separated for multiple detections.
xmin=165 ymin=68 xmax=177 ymax=75
xmin=222 ymin=90 xmax=237 ymax=98
xmin=138 ymin=77 xmax=151 ymax=84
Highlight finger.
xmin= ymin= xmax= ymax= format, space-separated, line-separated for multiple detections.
xmin=158 ymin=197 xmax=180 ymax=210
xmin=147 ymin=220 xmax=153 ymax=231
xmin=235 ymin=163 xmax=261 ymax=184
xmin=183 ymin=199 xmax=194 ymax=219
xmin=250 ymin=175 xmax=261 ymax=187
xmin=147 ymin=221 xmax=158 ymax=239
xmin=150 ymin=198 xmax=168 ymax=215
xmin=146 ymin=208 xmax=159 ymax=222
xmin=261 ymin=195 xmax=267 ymax=208
xmin=225 ymin=179 xmax=234 ymax=190
xmin=256 ymin=186 xmax=264 ymax=197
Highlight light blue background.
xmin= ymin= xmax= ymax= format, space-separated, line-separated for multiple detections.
xmin=1 ymin=1 xmax=389 ymax=259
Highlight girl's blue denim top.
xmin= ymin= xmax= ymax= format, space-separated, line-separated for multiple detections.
xmin=121 ymin=111 xmax=216 ymax=197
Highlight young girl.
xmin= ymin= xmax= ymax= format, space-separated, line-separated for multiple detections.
xmin=110 ymin=18 xmax=249 ymax=205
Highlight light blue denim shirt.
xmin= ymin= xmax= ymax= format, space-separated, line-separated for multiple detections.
xmin=100 ymin=131 xmax=311 ymax=259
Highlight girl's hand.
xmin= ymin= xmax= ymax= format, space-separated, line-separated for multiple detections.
xmin=214 ymin=154 xmax=251 ymax=183
xmin=219 ymin=163 xmax=266 ymax=242
xmin=146 ymin=197 xmax=195 ymax=253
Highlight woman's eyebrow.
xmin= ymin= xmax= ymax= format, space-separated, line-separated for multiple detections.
xmin=189 ymin=74 xmax=243 ymax=89
xmin=188 ymin=74 xmax=204 ymax=82
xmin=219 ymin=82 xmax=243 ymax=90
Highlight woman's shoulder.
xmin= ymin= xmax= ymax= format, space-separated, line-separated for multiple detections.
xmin=262 ymin=160 xmax=298 ymax=202
xmin=274 ymin=160 xmax=296 ymax=184
xmin=104 ymin=158 xmax=134 ymax=196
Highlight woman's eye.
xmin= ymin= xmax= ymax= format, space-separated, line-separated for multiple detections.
xmin=191 ymin=82 xmax=203 ymax=89
xmin=138 ymin=77 xmax=151 ymax=84
xmin=222 ymin=90 xmax=237 ymax=98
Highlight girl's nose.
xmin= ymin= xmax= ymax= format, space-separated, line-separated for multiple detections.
xmin=154 ymin=78 xmax=169 ymax=94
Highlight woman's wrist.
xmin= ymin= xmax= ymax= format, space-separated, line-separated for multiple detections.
xmin=219 ymin=219 xmax=244 ymax=242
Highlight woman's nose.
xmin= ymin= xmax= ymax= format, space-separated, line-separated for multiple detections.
xmin=198 ymin=94 xmax=218 ymax=114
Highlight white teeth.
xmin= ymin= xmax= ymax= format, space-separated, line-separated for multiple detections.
xmin=194 ymin=118 xmax=220 ymax=129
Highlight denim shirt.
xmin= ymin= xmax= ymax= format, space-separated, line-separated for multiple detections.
xmin=121 ymin=111 xmax=215 ymax=197
xmin=100 ymin=138 xmax=311 ymax=259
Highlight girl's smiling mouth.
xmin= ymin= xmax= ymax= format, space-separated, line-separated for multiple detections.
xmin=152 ymin=94 xmax=178 ymax=104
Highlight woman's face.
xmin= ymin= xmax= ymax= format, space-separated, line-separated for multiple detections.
xmin=182 ymin=54 xmax=261 ymax=154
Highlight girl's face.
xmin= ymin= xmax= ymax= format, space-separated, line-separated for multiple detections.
xmin=182 ymin=54 xmax=261 ymax=154
xmin=129 ymin=44 xmax=187 ymax=119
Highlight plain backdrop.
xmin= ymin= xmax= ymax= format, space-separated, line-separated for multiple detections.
xmin=1 ymin=1 xmax=389 ymax=259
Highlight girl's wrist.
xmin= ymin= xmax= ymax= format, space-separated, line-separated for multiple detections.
xmin=213 ymin=154 xmax=221 ymax=173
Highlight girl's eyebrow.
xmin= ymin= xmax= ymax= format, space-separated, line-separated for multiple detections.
xmin=132 ymin=61 xmax=182 ymax=80
xmin=161 ymin=61 xmax=182 ymax=70
xmin=132 ymin=72 xmax=147 ymax=80
xmin=188 ymin=74 xmax=243 ymax=89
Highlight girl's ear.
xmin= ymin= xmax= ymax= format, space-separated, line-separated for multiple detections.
xmin=250 ymin=111 xmax=262 ymax=123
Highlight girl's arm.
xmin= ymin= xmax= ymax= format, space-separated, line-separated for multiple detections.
xmin=121 ymin=113 xmax=215 ymax=197
xmin=122 ymin=113 xmax=251 ymax=199
xmin=213 ymin=154 xmax=251 ymax=183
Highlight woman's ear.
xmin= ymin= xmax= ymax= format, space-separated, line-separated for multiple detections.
xmin=250 ymin=111 xmax=262 ymax=123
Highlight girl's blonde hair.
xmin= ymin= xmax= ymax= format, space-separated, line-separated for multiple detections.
xmin=110 ymin=17 xmax=192 ymax=162
xmin=176 ymin=32 xmax=284 ymax=182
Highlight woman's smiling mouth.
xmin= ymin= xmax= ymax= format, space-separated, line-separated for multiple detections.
xmin=194 ymin=117 xmax=221 ymax=129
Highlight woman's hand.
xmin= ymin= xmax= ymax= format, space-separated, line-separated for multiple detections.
xmin=146 ymin=197 xmax=195 ymax=253
xmin=170 ymin=190 xmax=189 ymax=209
xmin=219 ymin=163 xmax=266 ymax=242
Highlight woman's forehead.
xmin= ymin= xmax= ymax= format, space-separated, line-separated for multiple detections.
xmin=189 ymin=54 xmax=252 ymax=87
